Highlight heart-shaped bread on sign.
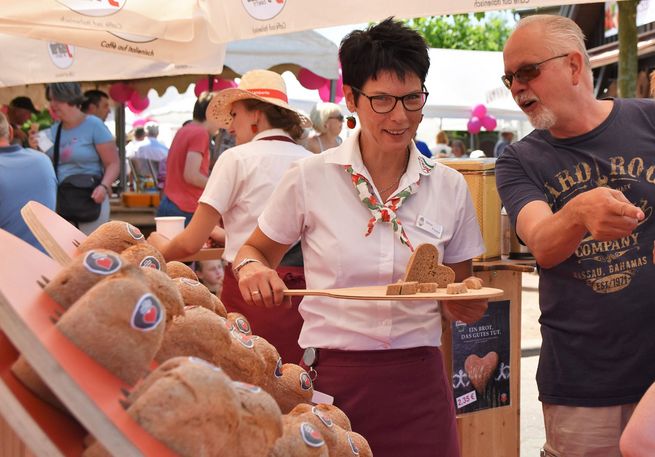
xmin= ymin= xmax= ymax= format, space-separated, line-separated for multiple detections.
xmin=464 ymin=351 xmax=499 ymax=394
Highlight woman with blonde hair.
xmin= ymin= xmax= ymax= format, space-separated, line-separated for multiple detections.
xmin=305 ymin=101 xmax=344 ymax=153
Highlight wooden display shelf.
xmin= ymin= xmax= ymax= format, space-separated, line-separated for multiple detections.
xmin=442 ymin=260 xmax=534 ymax=457
xmin=0 ymin=228 xmax=176 ymax=457
xmin=21 ymin=201 xmax=223 ymax=265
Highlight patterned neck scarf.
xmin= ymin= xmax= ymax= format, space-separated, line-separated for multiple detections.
xmin=345 ymin=164 xmax=419 ymax=251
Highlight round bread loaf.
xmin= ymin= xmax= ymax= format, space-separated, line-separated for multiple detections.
xmin=174 ymin=277 xmax=215 ymax=312
xmin=269 ymin=416 xmax=329 ymax=457
xmin=211 ymin=293 xmax=228 ymax=317
xmin=290 ymin=403 xmax=352 ymax=432
xmin=166 ymin=261 xmax=198 ymax=280
xmin=57 ymin=277 xmax=166 ymax=385
xmin=77 ymin=221 xmax=146 ymax=254
xmin=270 ymin=363 xmax=314 ymax=414
xmin=232 ymin=381 xmax=283 ymax=457
xmin=121 ymin=243 xmax=167 ymax=273
xmin=155 ymin=306 xmax=232 ymax=365
xmin=213 ymin=327 xmax=266 ymax=386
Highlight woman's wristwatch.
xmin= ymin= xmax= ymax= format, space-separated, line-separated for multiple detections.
xmin=232 ymin=258 xmax=262 ymax=279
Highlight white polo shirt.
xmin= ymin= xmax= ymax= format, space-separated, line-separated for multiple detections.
xmin=258 ymin=132 xmax=485 ymax=351
xmin=199 ymin=129 xmax=311 ymax=263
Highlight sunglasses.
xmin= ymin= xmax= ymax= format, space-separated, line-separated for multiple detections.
xmin=329 ymin=114 xmax=344 ymax=121
xmin=501 ymin=54 xmax=569 ymax=89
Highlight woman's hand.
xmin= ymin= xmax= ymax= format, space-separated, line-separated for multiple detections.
xmin=91 ymin=184 xmax=108 ymax=203
xmin=237 ymin=262 xmax=290 ymax=308
xmin=441 ymin=299 xmax=488 ymax=324
xmin=147 ymin=231 xmax=170 ymax=252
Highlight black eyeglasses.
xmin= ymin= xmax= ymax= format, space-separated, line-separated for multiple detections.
xmin=501 ymin=54 xmax=569 ymax=89
xmin=329 ymin=114 xmax=344 ymax=121
xmin=351 ymin=87 xmax=429 ymax=114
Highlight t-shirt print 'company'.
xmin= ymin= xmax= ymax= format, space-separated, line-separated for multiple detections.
xmin=545 ymin=154 xmax=652 ymax=295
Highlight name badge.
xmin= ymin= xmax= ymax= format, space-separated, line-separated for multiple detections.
xmin=416 ymin=215 xmax=443 ymax=238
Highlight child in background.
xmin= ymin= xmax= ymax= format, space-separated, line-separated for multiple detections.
xmin=195 ymin=259 xmax=225 ymax=296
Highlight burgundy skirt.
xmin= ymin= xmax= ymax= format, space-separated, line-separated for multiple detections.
xmin=307 ymin=346 xmax=460 ymax=457
xmin=221 ymin=265 xmax=305 ymax=364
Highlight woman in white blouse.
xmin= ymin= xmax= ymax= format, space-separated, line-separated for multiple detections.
xmin=233 ymin=19 xmax=486 ymax=457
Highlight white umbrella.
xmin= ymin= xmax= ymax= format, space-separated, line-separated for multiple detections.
xmin=0 ymin=0 xmax=198 ymax=42
xmin=202 ymin=0 xmax=608 ymax=42
xmin=0 ymin=0 xmax=614 ymax=44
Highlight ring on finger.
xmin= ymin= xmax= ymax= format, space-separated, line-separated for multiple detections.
xmin=251 ymin=290 xmax=261 ymax=296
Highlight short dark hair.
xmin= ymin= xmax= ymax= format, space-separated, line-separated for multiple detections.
xmin=81 ymin=89 xmax=109 ymax=112
xmin=242 ymin=99 xmax=304 ymax=140
xmin=339 ymin=17 xmax=429 ymax=104
xmin=193 ymin=91 xmax=214 ymax=122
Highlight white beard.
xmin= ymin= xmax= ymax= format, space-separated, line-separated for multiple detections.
xmin=515 ymin=92 xmax=557 ymax=130
xmin=527 ymin=105 xmax=557 ymax=130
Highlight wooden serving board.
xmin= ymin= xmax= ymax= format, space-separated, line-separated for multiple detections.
xmin=284 ymin=285 xmax=503 ymax=301
xmin=0 ymin=228 xmax=176 ymax=456
xmin=21 ymin=200 xmax=223 ymax=264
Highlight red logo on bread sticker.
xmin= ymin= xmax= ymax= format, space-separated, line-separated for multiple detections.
xmin=233 ymin=381 xmax=262 ymax=394
xmin=347 ymin=434 xmax=360 ymax=455
xmin=235 ymin=317 xmax=251 ymax=334
xmin=312 ymin=406 xmax=333 ymax=428
xmin=130 ymin=294 xmax=163 ymax=331
xmin=84 ymin=251 xmax=121 ymax=275
xmin=181 ymin=278 xmax=200 ymax=286
xmin=274 ymin=357 xmax=283 ymax=378
xmin=300 ymin=372 xmax=312 ymax=390
xmin=126 ymin=223 xmax=144 ymax=240
xmin=139 ymin=256 xmax=161 ymax=270
xmin=299 ymin=422 xmax=325 ymax=448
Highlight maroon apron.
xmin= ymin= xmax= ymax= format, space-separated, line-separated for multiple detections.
xmin=221 ymin=264 xmax=305 ymax=364
xmin=305 ymin=346 xmax=460 ymax=457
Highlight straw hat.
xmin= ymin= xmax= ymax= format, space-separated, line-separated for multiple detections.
xmin=207 ymin=69 xmax=311 ymax=129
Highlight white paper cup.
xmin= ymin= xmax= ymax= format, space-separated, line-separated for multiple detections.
xmin=154 ymin=216 xmax=185 ymax=239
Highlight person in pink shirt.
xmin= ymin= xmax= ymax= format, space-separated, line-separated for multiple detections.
xmin=157 ymin=92 xmax=218 ymax=224
xmin=233 ymin=18 xmax=486 ymax=457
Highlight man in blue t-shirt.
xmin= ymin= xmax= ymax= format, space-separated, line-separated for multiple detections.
xmin=497 ymin=15 xmax=655 ymax=457
xmin=0 ymin=112 xmax=57 ymax=253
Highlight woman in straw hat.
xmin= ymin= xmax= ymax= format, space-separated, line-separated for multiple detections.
xmin=149 ymin=69 xmax=311 ymax=363
xmin=232 ymin=19 xmax=486 ymax=456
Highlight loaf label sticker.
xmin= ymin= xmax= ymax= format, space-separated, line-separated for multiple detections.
xmin=299 ymin=372 xmax=313 ymax=391
xmin=232 ymin=330 xmax=255 ymax=349
xmin=274 ymin=357 xmax=283 ymax=378
xmin=84 ymin=251 xmax=122 ymax=275
xmin=130 ymin=293 xmax=163 ymax=331
xmin=181 ymin=278 xmax=200 ymax=286
xmin=235 ymin=317 xmax=251 ymax=334
xmin=451 ymin=300 xmax=510 ymax=414
xmin=126 ymin=223 xmax=144 ymax=240
xmin=312 ymin=406 xmax=334 ymax=428
xmin=347 ymin=434 xmax=360 ymax=455
xmin=299 ymin=422 xmax=325 ymax=448
xmin=139 ymin=256 xmax=161 ymax=270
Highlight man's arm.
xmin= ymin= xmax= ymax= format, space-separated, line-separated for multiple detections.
xmin=517 ymin=187 xmax=644 ymax=269
xmin=183 ymin=151 xmax=209 ymax=188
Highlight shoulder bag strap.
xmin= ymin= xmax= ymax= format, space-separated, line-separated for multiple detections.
xmin=52 ymin=123 xmax=63 ymax=176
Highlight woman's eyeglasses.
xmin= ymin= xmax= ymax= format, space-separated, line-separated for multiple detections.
xmin=501 ymin=54 xmax=569 ymax=89
xmin=351 ymin=87 xmax=429 ymax=114
xmin=329 ymin=114 xmax=344 ymax=121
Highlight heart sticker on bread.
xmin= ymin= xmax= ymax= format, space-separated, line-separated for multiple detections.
xmin=464 ymin=351 xmax=499 ymax=394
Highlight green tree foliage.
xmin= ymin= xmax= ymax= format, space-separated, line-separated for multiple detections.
xmin=404 ymin=12 xmax=515 ymax=51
